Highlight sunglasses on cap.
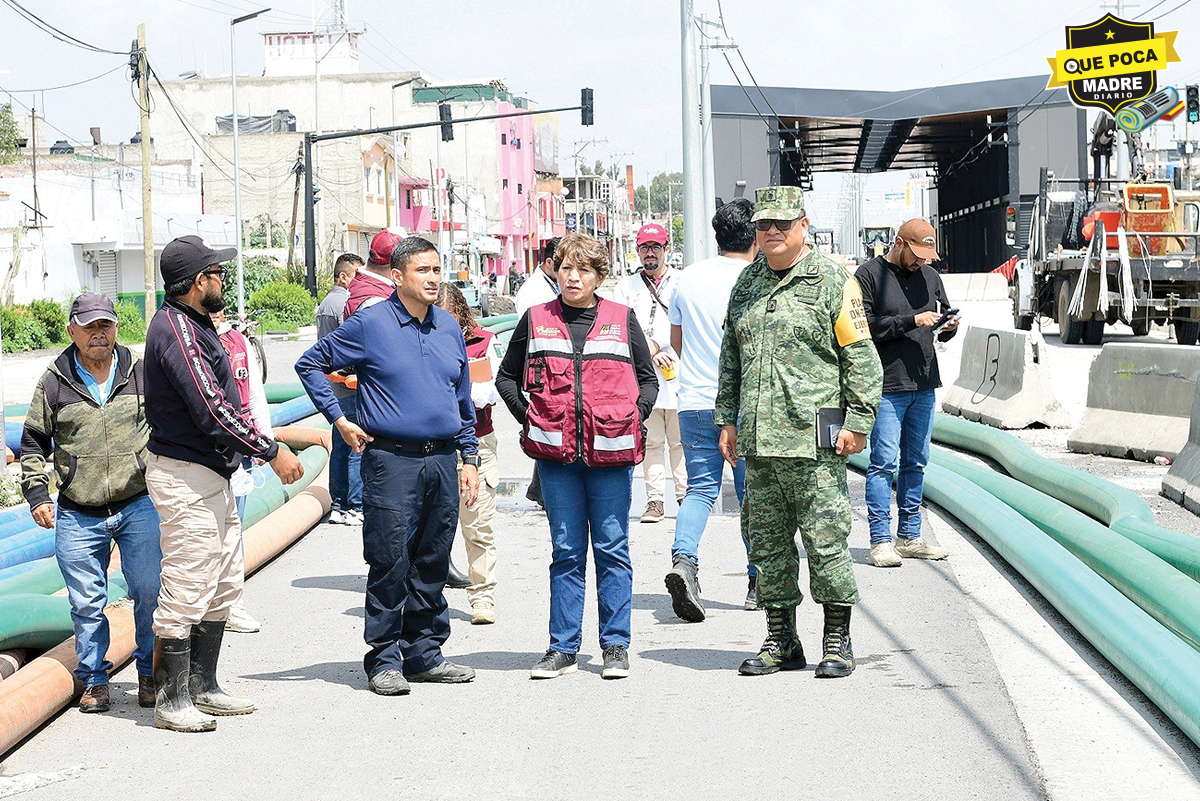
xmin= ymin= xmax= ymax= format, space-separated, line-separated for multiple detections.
xmin=755 ymin=218 xmax=801 ymax=232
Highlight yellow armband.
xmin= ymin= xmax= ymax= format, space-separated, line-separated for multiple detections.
xmin=834 ymin=273 xmax=872 ymax=347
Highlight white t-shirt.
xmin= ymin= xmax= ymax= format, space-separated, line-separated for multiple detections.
xmin=515 ymin=268 xmax=561 ymax=318
xmin=668 ymin=255 xmax=751 ymax=412
xmin=613 ymin=267 xmax=679 ymax=410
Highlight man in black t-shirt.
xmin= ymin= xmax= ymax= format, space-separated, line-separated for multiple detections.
xmin=854 ymin=219 xmax=959 ymax=568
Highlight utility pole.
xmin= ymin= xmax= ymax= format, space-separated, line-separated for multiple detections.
xmin=698 ymin=17 xmax=736 ymax=262
xmin=231 ymin=7 xmax=271 ymax=316
xmin=138 ymin=24 xmax=155 ymax=325
xmin=286 ymin=141 xmax=303 ymax=271
xmin=679 ymin=0 xmax=706 ymax=266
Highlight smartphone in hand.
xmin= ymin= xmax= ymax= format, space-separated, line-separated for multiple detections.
xmin=933 ymin=308 xmax=960 ymax=333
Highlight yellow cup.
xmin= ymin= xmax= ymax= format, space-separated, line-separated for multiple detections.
xmin=659 ymin=361 xmax=676 ymax=381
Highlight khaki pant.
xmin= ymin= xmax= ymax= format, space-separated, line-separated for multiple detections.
xmin=146 ymin=453 xmax=244 ymax=640
xmin=459 ymin=432 xmax=498 ymax=607
xmin=644 ymin=408 xmax=687 ymax=504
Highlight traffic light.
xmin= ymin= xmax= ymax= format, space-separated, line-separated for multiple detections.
xmin=581 ymin=88 xmax=594 ymax=126
xmin=438 ymin=104 xmax=454 ymax=142
xmin=1188 ymin=85 xmax=1199 ymax=124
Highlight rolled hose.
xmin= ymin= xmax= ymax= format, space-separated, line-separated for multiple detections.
xmin=264 ymin=382 xmax=306 ymax=403
xmin=930 ymin=445 xmax=1200 ymax=652
xmin=269 ymin=395 xmax=318 ymax=428
xmin=932 ymin=415 xmax=1200 ymax=581
xmin=0 ymin=427 xmax=331 ymax=756
xmin=848 ymin=451 xmax=1200 ymax=750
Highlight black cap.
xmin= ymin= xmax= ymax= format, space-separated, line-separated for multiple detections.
xmin=69 ymin=292 xmax=118 ymax=325
xmin=160 ymin=235 xmax=237 ymax=286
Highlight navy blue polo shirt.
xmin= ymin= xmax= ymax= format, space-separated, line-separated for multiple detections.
xmin=295 ymin=292 xmax=478 ymax=455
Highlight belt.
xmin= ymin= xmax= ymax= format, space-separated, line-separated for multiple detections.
xmin=369 ymin=436 xmax=455 ymax=456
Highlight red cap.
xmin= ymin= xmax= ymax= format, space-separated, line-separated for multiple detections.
xmin=368 ymin=230 xmax=403 ymax=266
xmin=636 ymin=223 xmax=669 ymax=246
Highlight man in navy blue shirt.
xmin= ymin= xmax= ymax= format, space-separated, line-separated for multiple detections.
xmin=296 ymin=236 xmax=480 ymax=696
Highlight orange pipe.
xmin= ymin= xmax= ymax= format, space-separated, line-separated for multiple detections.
xmin=0 ymin=427 xmax=330 ymax=757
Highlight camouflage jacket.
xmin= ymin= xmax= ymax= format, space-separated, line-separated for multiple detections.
xmin=715 ymin=249 xmax=882 ymax=459
xmin=20 ymin=344 xmax=149 ymax=512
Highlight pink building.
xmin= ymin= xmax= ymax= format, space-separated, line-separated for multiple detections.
xmin=493 ymin=101 xmax=537 ymax=278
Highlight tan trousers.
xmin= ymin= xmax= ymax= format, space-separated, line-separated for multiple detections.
xmin=644 ymin=408 xmax=687 ymax=503
xmin=146 ymin=453 xmax=244 ymax=640
xmin=459 ymin=432 xmax=498 ymax=608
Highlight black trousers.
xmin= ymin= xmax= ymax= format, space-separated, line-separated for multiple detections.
xmin=360 ymin=444 xmax=458 ymax=678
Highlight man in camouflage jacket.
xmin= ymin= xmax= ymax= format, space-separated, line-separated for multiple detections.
xmin=716 ymin=186 xmax=882 ymax=679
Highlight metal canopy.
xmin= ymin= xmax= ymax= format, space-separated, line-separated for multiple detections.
xmin=713 ymin=75 xmax=1068 ymax=178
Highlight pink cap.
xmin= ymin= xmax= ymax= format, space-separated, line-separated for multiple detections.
xmin=636 ymin=223 xmax=669 ymax=246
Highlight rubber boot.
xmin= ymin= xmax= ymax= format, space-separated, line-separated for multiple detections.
xmin=739 ymin=607 xmax=806 ymax=676
xmin=188 ymin=621 xmax=255 ymax=715
xmin=446 ymin=557 xmax=471 ymax=590
xmin=153 ymin=636 xmax=217 ymax=733
xmin=664 ymin=556 xmax=706 ymax=622
xmin=815 ymin=604 xmax=855 ymax=678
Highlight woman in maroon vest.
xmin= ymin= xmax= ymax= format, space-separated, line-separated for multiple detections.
xmin=436 ymin=283 xmax=502 ymax=626
xmin=497 ymin=232 xmax=658 ymax=680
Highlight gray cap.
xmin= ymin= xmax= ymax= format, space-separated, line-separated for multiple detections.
xmin=69 ymin=292 xmax=117 ymax=326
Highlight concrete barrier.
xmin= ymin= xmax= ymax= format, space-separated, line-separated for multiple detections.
xmin=941 ymin=326 xmax=1071 ymax=429
xmin=940 ymin=272 xmax=1009 ymax=302
xmin=1068 ymin=343 xmax=1200 ymax=461
xmin=1162 ymin=377 xmax=1200 ymax=513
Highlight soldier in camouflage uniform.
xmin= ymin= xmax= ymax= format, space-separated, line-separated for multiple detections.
xmin=715 ymin=186 xmax=882 ymax=678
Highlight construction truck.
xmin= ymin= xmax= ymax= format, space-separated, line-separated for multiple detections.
xmin=811 ymin=228 xmax=836 ymax=256
xmin=861 ymin=226 xmax=894 ymax=259
xmin=1012 ymin=114 xmax=1200 ymax=345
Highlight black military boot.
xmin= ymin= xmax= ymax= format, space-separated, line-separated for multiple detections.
xmin=664 ymin=555 xmax=705 ymax=622
xmin=189 ymin=621 xmax=255 ymax=715
xmin=815 ymin=604 xmax=855 ymax=678
xmin=446 ymin=558 xmax=472 ymax=590
xmin=739 ymin=607 xmax=806 ymax=675
xmin=153 ymin=636 xmax=216 ymax=732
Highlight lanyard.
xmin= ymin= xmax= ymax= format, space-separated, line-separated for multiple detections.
xmin=640 ymin=270 xmax=670 ymax=324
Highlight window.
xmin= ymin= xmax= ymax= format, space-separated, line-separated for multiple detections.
xmin=364 ymin=166 xmax=371 ymax=194
xmin=514 ymin=138 xmax=521 ymax=149
xmin=502 ymin=178 xmax=509 ymax=189
xmin=517 ymin=183 xmax=523 ymax=194
xmin=500 ymin=133 xmax=507 ymax=145
xmin=405 ymin=189 xmax=412 ymax=210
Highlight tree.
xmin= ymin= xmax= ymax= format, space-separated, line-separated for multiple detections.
xmin=634 ymin=171 xmax=684 ymax=217
xmin=0 ymin=105 xmax=20 ymax=165
xmin=671 ymin=216 xmax=683 ymax=245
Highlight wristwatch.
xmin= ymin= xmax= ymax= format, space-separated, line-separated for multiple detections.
xmin=462 ymin=454 xmax=481 ymax=468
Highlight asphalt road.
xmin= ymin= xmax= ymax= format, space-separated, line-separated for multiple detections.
xmin=3 ymin=310 xmax=1200 ymax=799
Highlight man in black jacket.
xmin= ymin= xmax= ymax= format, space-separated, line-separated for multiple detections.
xmin=854 ymin=219 xmax=958 ymax=568
xmin=143 ymin=235 xmax=302 ymax=732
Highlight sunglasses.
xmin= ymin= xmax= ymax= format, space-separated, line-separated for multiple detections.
xmin=755 ymin=218 xmax=800 ymax=232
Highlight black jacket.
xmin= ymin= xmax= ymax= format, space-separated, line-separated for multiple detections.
xmin=144 ymin=297 xmax=278 ymax=477
xmin=854 ymin=256 xmax=956 ymax=393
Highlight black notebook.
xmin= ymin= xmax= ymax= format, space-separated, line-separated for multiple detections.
xmin=816 ymin=407 xmax=846 ymax=449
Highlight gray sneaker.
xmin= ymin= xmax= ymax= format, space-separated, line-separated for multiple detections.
xmin=406 ymin=661 xmax=476 ymax=683
xmin=530 ymin=650 xmax=578 ymax=679
xmin=601 ymin=646 xmax=630 ymax=679
xmin=368 ymin=669 xmax=410 ymax=696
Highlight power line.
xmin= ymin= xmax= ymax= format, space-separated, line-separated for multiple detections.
xmin=1135 ymin=0 xmax=1171 ymax=17
xmin=1149 ymin=0 xmax=1193 ymax=20
xmin=0 ymin=0 xmax=125 ymax=54
xmin=1 ymin=64 xmax=126 ymax=94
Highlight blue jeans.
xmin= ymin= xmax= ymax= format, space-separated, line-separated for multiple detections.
xmin=539 ymin=460 xmax=633 ymax=654
xmin=672 ymin=409 xmax=755 ymax=578
xmin=330 ymin=394 xmax=363 ymax=512
xmin=866 ymin=390 xmax=936 ymax=544
xmin=55 ymin=494 xmax=162 ymax=686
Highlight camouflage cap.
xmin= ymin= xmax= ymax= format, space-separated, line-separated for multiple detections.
xmin=751 ymin=185 xmax=805 ymax=222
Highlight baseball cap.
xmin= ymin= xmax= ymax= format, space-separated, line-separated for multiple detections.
xmin=751 ymin=186 xmax=805 ymax=222
xmin=160 ymin=235 xmax=237 ymax=286
xmin=369 ymin=230 xmax=403 ymax=266
xmin=636 ymin=224 xmax=669 ymax=246
xmin=897 ymin=219 xmax=940 ymax=260
xmin=69 ymin=292 xmax=117 ymax=326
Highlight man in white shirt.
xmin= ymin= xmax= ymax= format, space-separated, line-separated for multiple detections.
xmin=614 ymin=223 xmax=686 ymax=524
xmin=516 ymin=237 xmax=561 ymax=319
xmin=664 ymin=199 xmax=759 ymax=622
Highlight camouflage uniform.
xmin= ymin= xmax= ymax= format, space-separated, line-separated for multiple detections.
xmin=715 ymin=189 xmax=882 ymax=613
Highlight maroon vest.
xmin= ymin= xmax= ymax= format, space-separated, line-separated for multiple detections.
xmin=466 ymin=326 xmax=494 ymax=437
xmin=218 ymin=327 xmax=250 ymax=411
xmin=520 ymin=298 xmax=643 ymax=467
